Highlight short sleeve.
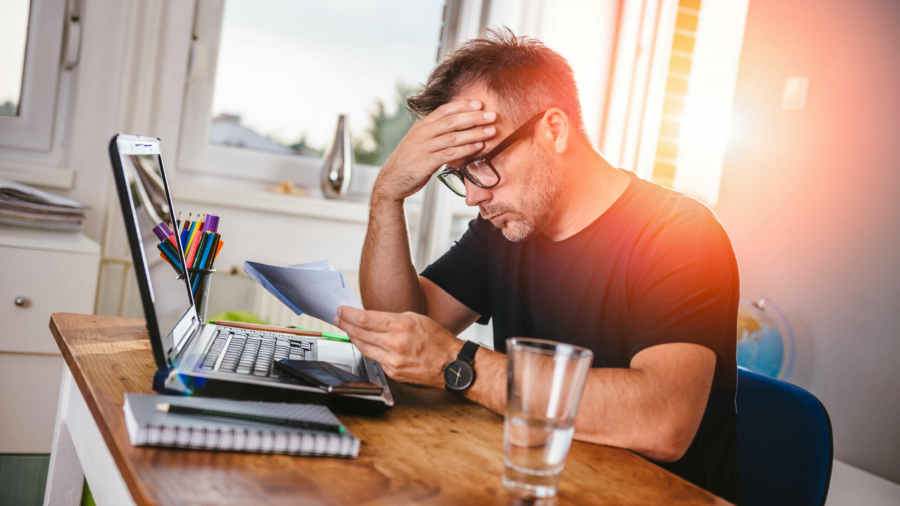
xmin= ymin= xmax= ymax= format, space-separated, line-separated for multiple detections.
xmin=627 ymin=203 xmax=740 ymax=362
xmin=420 ymin=217 xmax=492 ymax=317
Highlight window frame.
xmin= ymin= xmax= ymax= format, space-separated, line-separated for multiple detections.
xmin=176 ymin=0 xmax=452 ymax=187
xmin=0 ymin=0 xmax=82 ymax=190
xmin=0 ymin=0 xmax=68 ymax=153
xmin=601 ymin=0 xmax=680 ymax=181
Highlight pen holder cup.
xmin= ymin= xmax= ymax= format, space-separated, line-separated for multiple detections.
xmin=180 ymin=268 xmax=216 ymax=323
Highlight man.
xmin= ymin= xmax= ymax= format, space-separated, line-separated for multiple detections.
xmin=333 ymin=29 xmax=741 ymax=503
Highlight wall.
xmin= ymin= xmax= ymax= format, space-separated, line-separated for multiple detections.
xmin=716 ymin=0 xmax=900 ymax=482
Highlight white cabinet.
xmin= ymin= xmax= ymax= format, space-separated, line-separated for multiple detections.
xmin=0 ymin=226 xmax=100 ymax=452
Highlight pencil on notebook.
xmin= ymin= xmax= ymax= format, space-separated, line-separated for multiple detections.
xmin=155 ymin=403 xmax=345 ymax=434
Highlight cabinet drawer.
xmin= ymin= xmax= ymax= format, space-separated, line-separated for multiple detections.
xmin=0 ymin=246 xmax=99 ymax=354
xmin=0 ymin=353 xmax=65 ymax=452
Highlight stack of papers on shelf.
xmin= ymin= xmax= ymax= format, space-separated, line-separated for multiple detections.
xmin=244 ymin=259 xmax=363 ymax=324
xmin=0 ymin=179 xmax=87 ymax=231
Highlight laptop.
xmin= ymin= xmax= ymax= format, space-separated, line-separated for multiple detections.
xmin=108 ymin=134 xmax=393 ymax=412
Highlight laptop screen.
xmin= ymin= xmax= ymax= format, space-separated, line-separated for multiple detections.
xmin=112 ymin=139 xmax=196 ymax=362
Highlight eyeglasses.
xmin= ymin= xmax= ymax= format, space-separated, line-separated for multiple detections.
xmin=436 ymin=110 xmax=546 ymax=197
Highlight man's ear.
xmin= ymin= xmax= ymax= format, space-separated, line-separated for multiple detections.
xmin=541 ymin=108 xmax=570 ymax=154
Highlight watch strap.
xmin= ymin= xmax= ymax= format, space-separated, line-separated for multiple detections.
xmin=457 ymin=340 xmax=480 ymax=365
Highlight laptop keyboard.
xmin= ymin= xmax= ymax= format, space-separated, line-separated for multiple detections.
xmin=198 ymin=329 xmax=315 ymax=378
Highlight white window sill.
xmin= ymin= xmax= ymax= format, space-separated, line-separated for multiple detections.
xmin=170 ymin=177 xmax=372 ymax=224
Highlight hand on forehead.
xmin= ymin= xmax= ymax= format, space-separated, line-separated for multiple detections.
xmin=452 ymin=84 xmax=511 ymax=131
xmin=444 ymin=86 xmax=510 ymax=166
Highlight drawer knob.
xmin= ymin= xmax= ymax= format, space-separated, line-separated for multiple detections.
xmin=14 ymin=296 xmax=31 ymax=308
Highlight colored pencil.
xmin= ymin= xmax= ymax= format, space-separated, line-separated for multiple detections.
xmin=157 ymin=243 xmax=181 ymax=272
xmin=180 ymin=215 xmax=192 ymax=249
xmin=185 ymin=230 xmax=201 ymax=268
xmin=160 ymin=240 xmax=181 ymax=265
xmin=191 ymin=233 xmax=215 ymax=294
xmin=186 ymin=215 xmax=204 ymax=259
xmin=203 ymin=234 xmax=220 ymax=269
xmin=194 ymin=232 xmax=211 ymax=269
xmin=185 ymin=220 xmax=197 ymax=252
xmin=189 ymin=231 xmax=208 ymax=269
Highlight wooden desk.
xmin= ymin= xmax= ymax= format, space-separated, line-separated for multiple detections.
xmin=44 ymin=313 xmax=731 ymax=505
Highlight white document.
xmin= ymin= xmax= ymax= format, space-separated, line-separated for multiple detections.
xmin=244 ymin=260 xmax=363 ymax=324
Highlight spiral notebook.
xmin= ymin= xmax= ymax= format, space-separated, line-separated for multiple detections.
xmin=123 ymin=393 xmax=360 ymax=458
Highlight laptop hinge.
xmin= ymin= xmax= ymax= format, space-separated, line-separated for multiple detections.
xmin=174 ymin=320 xmax=203 ymax=361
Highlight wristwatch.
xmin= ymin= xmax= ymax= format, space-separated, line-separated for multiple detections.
xmin=443 ymin=341 xmax=480 ymax=393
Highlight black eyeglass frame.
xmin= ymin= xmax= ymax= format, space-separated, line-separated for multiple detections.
xmin=436 ymin=110 xmax=547 ymax=197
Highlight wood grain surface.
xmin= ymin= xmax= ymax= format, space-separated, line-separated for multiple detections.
xmin=49 ymin=313 xmax=733 ymax=506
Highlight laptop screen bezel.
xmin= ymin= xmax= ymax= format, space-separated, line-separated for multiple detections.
xmin=108 ymin=134 xmax=198 ymax=370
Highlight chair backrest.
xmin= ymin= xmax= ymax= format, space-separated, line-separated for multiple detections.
xmin=737 ymin=366 xmax=833 ymax=506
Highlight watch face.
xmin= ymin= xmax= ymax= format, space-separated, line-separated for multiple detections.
xmin=444 ymin=360 xmax=474 ymax=391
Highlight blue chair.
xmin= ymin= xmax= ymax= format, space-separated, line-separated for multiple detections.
xmin=737 ymin=366 xmax=833 ymax=506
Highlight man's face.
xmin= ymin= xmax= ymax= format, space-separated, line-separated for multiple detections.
xmin=451 ymin=90 xmax=564 ymax=242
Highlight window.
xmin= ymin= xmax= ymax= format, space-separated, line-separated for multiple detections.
xmin=661 ymin=0 xmax=748 ymax=205
xmin=0 ymin=0 xmax=79 ymax=190
xmin=179 ymin=0 xmax=447 ymax=189
xmin=602 ymin=0 xmax=749 ymax=206
xmin=0 ymin=0 xmax=30 ymax=117
xmin=0 ymin=0 xmax=68 ymax=152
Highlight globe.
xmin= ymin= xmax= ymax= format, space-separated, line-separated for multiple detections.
xmin=736 ymin=298 xmax=796 ymax=380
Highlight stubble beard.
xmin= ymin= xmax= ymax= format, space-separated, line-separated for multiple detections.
xmin=482 ymin=142 xmax=563 ymax=243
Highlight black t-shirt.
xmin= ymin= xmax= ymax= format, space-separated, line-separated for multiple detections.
xmin=421 ymin=170 xmax=741 ymax=503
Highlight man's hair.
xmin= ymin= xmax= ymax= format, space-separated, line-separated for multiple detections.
xmin=407 ymin=27 xmax=587 ymax=137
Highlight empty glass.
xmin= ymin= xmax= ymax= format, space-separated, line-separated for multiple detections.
xmin=503 ymin=338 xmax=593 ymax=498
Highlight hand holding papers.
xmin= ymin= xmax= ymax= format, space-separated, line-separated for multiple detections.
xmin=244 ymin=260 xmax=363 ymax=324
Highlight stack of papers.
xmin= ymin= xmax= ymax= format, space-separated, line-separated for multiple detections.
xmin=244 ymin=259 xmax=363 ymax=324
xmin=0 ymin=179 xmax=86 ymax=231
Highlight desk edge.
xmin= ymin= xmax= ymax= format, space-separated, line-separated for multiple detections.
xmin=49 ymin=313 xmax=157 ymax=506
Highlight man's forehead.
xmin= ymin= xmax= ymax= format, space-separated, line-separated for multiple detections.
xmin=451 ymin=85 xmax=512 ymax=130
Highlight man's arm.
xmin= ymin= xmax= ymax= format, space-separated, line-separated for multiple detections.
xmin=570 ymin=343 xmax=715 ymax=462
xmin=463 ymin=341 xmax=714 ymax=462
xmin=359 ymin=99 xmax=497 ymax=322
xmin=359 ymin=196 xmax=425 ymax=314
xmin=333 ymin=306 xmax=715 ymax=463
xmin=358 ymin=200 xmax=480 ymax=334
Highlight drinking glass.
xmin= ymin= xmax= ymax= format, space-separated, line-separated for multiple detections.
xmin=503 ymin=338 xmax=593 ymax=498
